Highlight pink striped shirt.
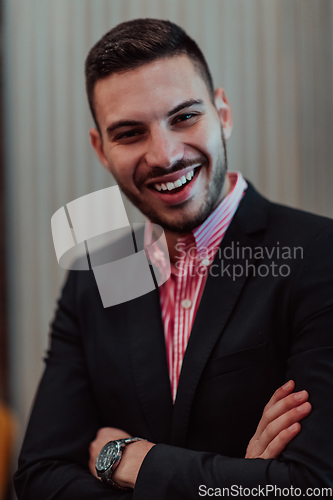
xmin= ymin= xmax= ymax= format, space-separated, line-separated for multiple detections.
xmin=147 ymin=172 xmax=247 ymax=401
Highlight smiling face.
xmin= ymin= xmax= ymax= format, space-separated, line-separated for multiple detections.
xmin=90 ymin=55 xmax=233 ymax=233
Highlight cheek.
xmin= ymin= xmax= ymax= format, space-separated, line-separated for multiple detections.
xmin=204 ymin=126 xmax=222 ymax=156
xmin=192 ymin=120 xmax=222 ymax=160
xmin=106 ymin=151 xmax=136 ymax=185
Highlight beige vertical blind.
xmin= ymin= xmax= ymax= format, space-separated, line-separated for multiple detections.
xmin=4 ymin=0 xmax=333 ymax=429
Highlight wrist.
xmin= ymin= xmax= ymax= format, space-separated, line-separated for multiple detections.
xmin=95 ymin=437 xmax=148 ymax=488
xmin=113 ymin=441 xmax=155 ymax=489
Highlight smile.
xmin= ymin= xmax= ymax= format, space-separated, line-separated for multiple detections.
xmin=153 ymin=170 xmax=194 ymax=192
xmin=146 ymin=164 xmax=202 ymax=206
xmin=146 ymin=163 xmax=201 ymax=195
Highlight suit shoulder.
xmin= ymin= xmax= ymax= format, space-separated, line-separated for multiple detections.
xmin=57 ymin=269 xmax=100 ymax=313
xmin=267 ymin=200 xmax=333 ymax=240
xmin=240 ymin=183 xmax=333 ymax=246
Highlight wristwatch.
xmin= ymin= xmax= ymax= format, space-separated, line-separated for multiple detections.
xmin=95 ymin=437 xmax=146 ymax=488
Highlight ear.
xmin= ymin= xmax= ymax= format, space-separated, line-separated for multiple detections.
xmin=89 ymin=128 xmax=110 ymax=169
xmin=214 ymin=88 xmax=233 ymax=140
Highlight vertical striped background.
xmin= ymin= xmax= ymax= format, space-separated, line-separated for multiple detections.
xmin=3 ymin=0 xmax=333 ymax=435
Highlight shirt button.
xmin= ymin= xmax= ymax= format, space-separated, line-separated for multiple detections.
xmin=201 ymin=258 xmax=211 ymax=267
xmin=181 ymin=299 xmax=192 ymax=309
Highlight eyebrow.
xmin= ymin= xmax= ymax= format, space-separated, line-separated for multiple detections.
xmin=166 ymin=99 xmax=204 ymax=117
xmin=106 ymin=99 xmax=204 ymax=136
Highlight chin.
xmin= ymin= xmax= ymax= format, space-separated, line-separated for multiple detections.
xmin=118 ymin=163 xmax=226 ymax=233
xmin=146 ymin=202 xmax=214 ymax=234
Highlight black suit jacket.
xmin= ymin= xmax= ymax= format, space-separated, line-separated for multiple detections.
xmin=14 ymin=184 xmax=333 ymax=499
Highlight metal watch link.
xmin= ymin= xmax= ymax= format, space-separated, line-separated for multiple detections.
xmin=95 ymin=437 xmax=146 ymax=488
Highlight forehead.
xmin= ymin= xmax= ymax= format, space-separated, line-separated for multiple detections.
xmin=93 ymin=55 xmax=212 ymax=126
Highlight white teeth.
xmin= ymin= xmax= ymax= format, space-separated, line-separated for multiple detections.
xmin=153 ymin=169 xmax=196 ymax=192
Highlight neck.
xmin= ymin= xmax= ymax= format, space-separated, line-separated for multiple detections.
xmin=165 ymin=173 xmax=232 ymax=263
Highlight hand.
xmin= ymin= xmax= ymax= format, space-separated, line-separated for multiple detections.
xmin=89 ymin=427 xmax=155 ymax=488
xmin=112 ymin=439 xmax=155 ymax=489
xmin=245 ymin=380 xmax=311 ymax=459
xmin=89 ymin=427 xmax=131 ymax=479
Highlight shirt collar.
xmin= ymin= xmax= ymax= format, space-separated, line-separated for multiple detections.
xmin=192 ymin=171 xmax=247 ymax=253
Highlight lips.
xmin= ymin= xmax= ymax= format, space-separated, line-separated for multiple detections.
xmin=146 ymin=162 xmax=200 ymax=187
xmin=154 ymin=169 xmax=194 ymax=192
xmin=146 ymin=165 xmax=202 ymax=205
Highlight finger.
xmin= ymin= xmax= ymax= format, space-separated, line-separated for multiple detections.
xmin=96 ymin=427 xmax=131 ymax=441
xmin=254 ymin=388 xmax=308 ymax=439
xmin=252 ymin=381 xmax=295 ymax=439
xmin=265 ymin=380 xmax=295 ymax=411
xmin=261 ymin=422 xmax=301 ymax=459
xmin=257 ymin=402 xmax=312 ymax=454
xmin=261 ymin=390 xmax=309 ymax=429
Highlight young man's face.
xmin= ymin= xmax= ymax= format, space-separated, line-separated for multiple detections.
xmin=90 ymin=55 xmax=233 ymax=233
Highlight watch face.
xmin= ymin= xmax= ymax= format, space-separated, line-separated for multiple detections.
xmin=96 ymin=442 xmax=119 ymax=473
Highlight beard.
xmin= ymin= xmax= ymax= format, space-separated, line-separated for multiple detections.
xmin=117 ymin=128 xmax=228 ymax=233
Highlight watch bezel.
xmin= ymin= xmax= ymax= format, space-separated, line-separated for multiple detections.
xmin=95 ymin=440 xmax=122 ymax=475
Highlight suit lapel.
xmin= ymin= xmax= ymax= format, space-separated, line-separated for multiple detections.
xmin=171 ymin=184 xmax=269 ymax=446
xmin=126 ymin=288 xmax=173 ymax=443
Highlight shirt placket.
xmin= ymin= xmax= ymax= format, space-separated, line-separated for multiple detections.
xmin=172 ymin=242 xmax=197 ymax=401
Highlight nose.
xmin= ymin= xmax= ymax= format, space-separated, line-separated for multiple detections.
xmin=144 ymin=125 xmax=184 ymax=170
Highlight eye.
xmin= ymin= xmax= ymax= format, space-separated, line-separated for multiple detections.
xmin=172 ymin=113 xmax=200 ymax=126
xmin=114 ymin=129 xmax=145 ymax=142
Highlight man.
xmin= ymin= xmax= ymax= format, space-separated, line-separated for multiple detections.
xmin=14 ymin=19 xmax=333 ymax=499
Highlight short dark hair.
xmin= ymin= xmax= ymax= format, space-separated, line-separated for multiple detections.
xmin=85 ymin=18 xmax=215 ymax=134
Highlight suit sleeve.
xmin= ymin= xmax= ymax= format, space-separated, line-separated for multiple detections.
xmin=14 ymin=271 xmax=132 ymax=500
xmin=133 ymin=225 xmax=333 ymax=500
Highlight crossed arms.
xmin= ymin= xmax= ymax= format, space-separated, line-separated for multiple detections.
xmin=14 ymin=223 xmax=333 ymax=499
xmin=88 ymin=380 xmax=311 ymax=489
